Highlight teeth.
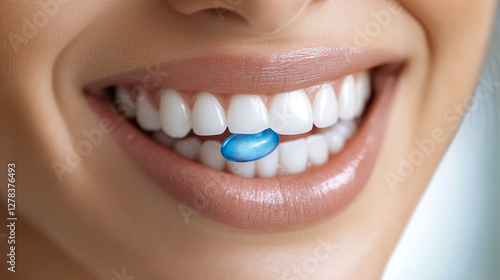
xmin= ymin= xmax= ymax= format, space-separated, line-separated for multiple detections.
xmin=306 ymin=134 xmax=329 ymax=166
xmin=152 ymin=131 xmax=175 ymax=148
xmin=173 ymin=138 xmax=201 ymax=160
xmin=136 ymin=92 xmax=161 ymax=131
xmin=227 ymin=161 xmax=255 ymax=178
xmin=338 ymin=75 xmax=357 ymax=121
xmin=159 ymin=89 xmax=192 ymax=138
xmin=192 ymin=93 xmax=227 ymax=136
xmin=199 ymin=141 xmax=226 ymax=171
xmin=279 ymin=138 xmax=308 ymax=174
xmin=256 ymin=148 xmax=279 ymax=178
xmin=121 ymin=71 xmax=372 ymax=177
xmin=312 ymin=83 xmax=339 ymax=128
xmin=115 ymin=87 xmax=136 ymax=119
xmin=334 ymin=120 xmax=357 ymax=139
xmin=227 ymin=95 xmax=269 ymax=134
xmin=355 ymin=72 xmax=371 ymax=117
xmin=322 ymin=126 xmax=346 ymax=154
xmin=269 ymin=90 xmax=313 ymax=135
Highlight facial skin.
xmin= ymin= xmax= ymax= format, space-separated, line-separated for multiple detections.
xmin=0 ymin=0 xmax=497 ymax=279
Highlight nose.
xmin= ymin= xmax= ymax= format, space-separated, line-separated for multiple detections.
xmin=166 ymin=0 xmax=312 ymax=33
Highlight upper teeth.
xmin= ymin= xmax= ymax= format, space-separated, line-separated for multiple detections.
xmin=115 ymin=71 xmax=372 ymax=177
xmin=117 ymin=72 xmax=371 ymax=137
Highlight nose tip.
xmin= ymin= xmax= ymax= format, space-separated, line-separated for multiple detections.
xmin=166 ymin=0 xmax=312 ymax=33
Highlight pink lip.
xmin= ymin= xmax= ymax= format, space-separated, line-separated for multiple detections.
xmin=86 ymin=46 xmax=401 ymax=94
xmin=85 ymin=47 xmax=402 ymax=229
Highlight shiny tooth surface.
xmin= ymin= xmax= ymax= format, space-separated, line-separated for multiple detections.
xmin=256 ymin=148 xmax=279 ymax=178
xmin=338 ymin=75 xmax=357 ymax=121
xmin=115 ymin=87 xmax=136 ymax=119
xmin=355 ymin=72 xmax=371 ymax=117
xmin=334 ymin=120 xmax=357 ymax=139
xmin=227 ymin=95 xmax=269 ymax=134
xmin=192 ymin=93 xmax=227 ymax=136
xmin=173 ymin=138 xmax=201 ymax=160
xmin=269 ymin=90 xmax=313 ymax=135
xmin=136 ymin=92 xmax=161 ymax=131
xmin=306 ymin=134 xmax=329 ymax=166
xmin=279 ymin=138 xmax=308 ymax=174
xmin=159 ymin=89 xmax=192 ymax=138
xmin=199 ymin=141 xmax=226 ymax=171
xmin=227 ymin=161 xmax=255 ymax=178
xmin=323 ymin=129 xmax=346 ymax=154
xmin=152 ymin=131 xmax=176 ymax=148
xmin=312 ymin=83 xmax=338 ymax=128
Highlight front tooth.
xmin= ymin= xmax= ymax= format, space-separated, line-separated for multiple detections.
xmin=136 ymin=92 xmax=161 ymax=131
xmin=312 ymin=83 xmax=339 ymax=128
xmin=199 ymin=141 xmax=226 ymax=171
xmin=256 ymin=148 xmax=279 ymax=178
xmin=159 ymin=89 xmax=192 ymax=138
xmin=338 ymin=75 xmax=357 ymax=121
xmin=192 ymin=93 xmax=227 ymax=136
xmin=269 ymin=90 xmax=313 ymax=135
xmin=173 ymin=138 xmax=201 ymax=159
xmin=227 ymin=95 xmax=269 ymax=134
xmin=279 ymin=139 xmax=308 ymax=174
xmin=227 ymin=161 xmax=255 ymax=178
xmin=355 ymin=72 xmax=371 ymax=117
xmin=115 ymin=87 xmax=136 ymax=119
xmin=306 ymin=134 xmax=329 ymax=166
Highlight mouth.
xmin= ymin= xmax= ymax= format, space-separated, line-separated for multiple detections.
xmin=84 ymin=46 xmax=403 ymax=230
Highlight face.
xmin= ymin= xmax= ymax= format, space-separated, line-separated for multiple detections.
xmin=0 ymin=0 xmax=496 ymax=279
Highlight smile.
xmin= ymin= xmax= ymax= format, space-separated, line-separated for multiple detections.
xmin=85 ymin=46 xmax=404 ymax=229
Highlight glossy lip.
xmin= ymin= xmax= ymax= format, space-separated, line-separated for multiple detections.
xmin=85 ymin=46 xmax=402 ymax=94
xmin=84 ymin=47 xmax=402 ymax=230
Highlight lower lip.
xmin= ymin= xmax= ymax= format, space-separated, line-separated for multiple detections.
xmin=86 ymin=72 xmax=398 ymax=230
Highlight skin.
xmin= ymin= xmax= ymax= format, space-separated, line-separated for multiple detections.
xmin=0 ymin=0 xmax=497 ymax=279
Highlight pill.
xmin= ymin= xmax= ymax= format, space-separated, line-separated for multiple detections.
xmin=221 ymin=128 xmax=280 ymax=162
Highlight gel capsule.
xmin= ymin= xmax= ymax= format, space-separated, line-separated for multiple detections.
xmin=221 ymin=129 xmax=280 ymax=162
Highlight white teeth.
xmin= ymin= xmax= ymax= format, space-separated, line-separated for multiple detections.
xmin=192 ymin=93 xmax=227 ymax=136
xmin=338 ymin=75 xmax=357 ymax=121
xmin=152 ymin=131 xmax=175 ymax=148
xmin=355 ymin=72 xmax=371 ymax=117
xmin=269 ymin=90 xmax=313 ymax=135
xmin=312 ymin=83 xmax=339 ymax=128
xmin=199 ymin=141 xmax=226 ymax=171
xmin=125 ymin=71 xmax=372 ymax=177
xmin=115 ymin=87 xmax=136 ymax=119
xmin=279 ymin=138 xmax=308 ymax=174
xmin=334 ymin=120 xmax=357 ymax=139
xmin=159 ymin=89 xmax=192 ymax=138
xmin=306 ymin=134 xmax=329 ymax=166
xmin=136 ymin=93 xmax=161 ymax=131
xmin=227 ymin=161 xmax=255 ymax=178
xmin=256 ymin=148 xmax=279 ymax=178
xmin=227 ymin=95 xmax=269 ymax=134
xmin=173 ymin=138 xmax=201 ymax=159
xmin=323 ymin=128 xmax=346 ymax=154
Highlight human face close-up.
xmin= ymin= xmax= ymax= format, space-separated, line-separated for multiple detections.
xmin=0 ymin=0 xmax=498 ymax=279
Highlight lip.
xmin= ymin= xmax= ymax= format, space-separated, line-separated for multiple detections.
xmin=84 ymin=46 xmax=402 ymax=230
xmin=85 ymin=46 xmax=402 ymax=94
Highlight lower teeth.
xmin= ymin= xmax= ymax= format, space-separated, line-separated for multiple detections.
xmin=149 ymin=120 xmax=358 ymax=178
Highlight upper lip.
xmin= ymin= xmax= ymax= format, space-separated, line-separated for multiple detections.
xmin=85 ymin=46 xmax=402 ymax=95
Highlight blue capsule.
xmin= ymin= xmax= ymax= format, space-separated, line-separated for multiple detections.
xmin=221 ymin=129 xmax=280 ymax=162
